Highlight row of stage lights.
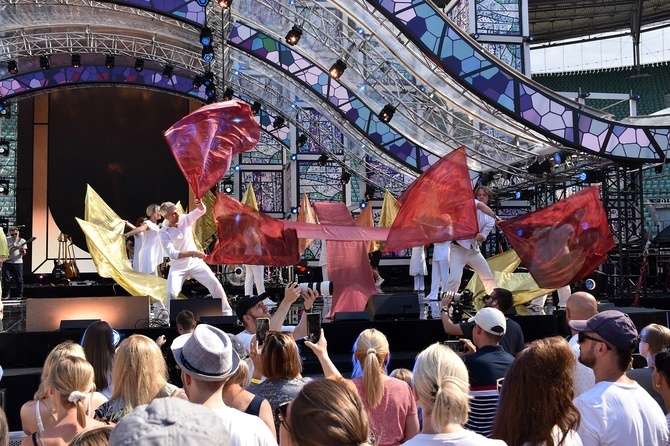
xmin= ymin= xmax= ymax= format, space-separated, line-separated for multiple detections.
xmin=6 ymin=55 xmax=174 ymax=78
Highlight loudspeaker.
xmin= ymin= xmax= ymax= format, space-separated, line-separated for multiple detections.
xmin=169 ymin=299 xmax=223 ymax=323
xmin=199 ymin=315 xmax=238 ymax=326
xmin=59 ymin=319 xmax=101 ymax=330
xmin=333 ymin=311 xmax=372 ymax=321
xmin=367 ymin=293 xmax=420 ymax=320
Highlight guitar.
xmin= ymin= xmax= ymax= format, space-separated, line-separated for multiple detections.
xmin=53 ymin=233 xmax=79 ymax=280
xmin=8 ymin=236 xmax=36 ymax=253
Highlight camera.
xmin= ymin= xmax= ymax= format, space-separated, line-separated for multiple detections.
xmin=298 ymin=281 xmax=333 ymax=296
xmin=444 ymin=339 xmax=465 ymax=353
xmin=442 ymin=289 xmax=474 ymax=323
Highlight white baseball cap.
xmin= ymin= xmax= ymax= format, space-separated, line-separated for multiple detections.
xmin=468 ymin=307 xmax=506 ymax=336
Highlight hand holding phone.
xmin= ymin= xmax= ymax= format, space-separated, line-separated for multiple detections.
xmin=256 ymin=317 xmax=270 ymax=345
xmin=444 ymin=339 xmax=465 ymax=353
xmin=306 ymin=313 xmax=321 ymax=344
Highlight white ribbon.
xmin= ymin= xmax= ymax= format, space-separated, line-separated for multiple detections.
xmin=68 ymin=391 xmax=88 ymax=403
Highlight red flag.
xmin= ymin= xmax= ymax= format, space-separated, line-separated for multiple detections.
xmin=163 ymin=100 xmax=260 ymax=199
xmin=384 ymin=146 xmax=477 ymax=252
xmin=498 ymin=186 xmax=615 ymax=289
xmin=206 ymin=193 xmax=299 ymax=266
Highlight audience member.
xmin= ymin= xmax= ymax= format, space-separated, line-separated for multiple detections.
xmin=22 ymin=356 xmax=107 ymax=446
xmin=222 ymin=334 xmax=275 ymax=439
xmin=21 ymin=341 xmax=107 ymax=435
xmin=81 ymin=321 xmax=117 ymax=398
xmin=441 ymin=288 xmax=525 ymax=356
xmin=170 ymin=324 xmax=276 ymax=445
xmin=566 ymin=291 xmax=597 ymax=396
xmin=460 ymin=307 xmax=514 ymax=437
xmin=652 ymin=347 xmax=670 ymax=434
xmin=351 ymin=328 xmax=420 ymax=445
xmin=627 ymin=323 xmax=670 ymax=412
xmin=571 ymin=310 xmax=668 ymax=446
xmin=175 ymin=310 xmax=196 ymax=335
xmin=389 ymin=368 xmax=423 ymax=430
xmin=0 ymin=408 xmax=8 ymax=446
xmin=108 ymin=398 xmax=230 ymax=446
xmin=95 ymin=335 xmax=178 ymax=423
xmin=278 ymin=378 xmax=374 ymax=446
xmin=492 ymin=336 xmax=581 ymax=445
xmin=68 ymin=425 xmax=113 ymax=446
xmin=404 ymin=343 xmax=505 ymax=445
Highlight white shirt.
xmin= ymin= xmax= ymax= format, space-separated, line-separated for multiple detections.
xmin=159 ymin=206 xmax=204 ymax=268
xmin=403 ymin=429 xmax=507 ymax=445
xmin=574 ymin=380 xmax=669 ymax=446
xmin=455 ymin=200 xmax=494 ymax=251
xmin=521 ymin=426 xmax=582 ymax=446
xmin=568 ymin=334 xmax=596 ymax=396
xmin=211 ymin=406 xmax=277 ymax=446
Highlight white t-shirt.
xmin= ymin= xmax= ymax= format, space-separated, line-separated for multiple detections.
xmin=403 ymin=429 xmax=507 ymax=445
xmin=211 ymin=406 xmax=277 ymax=446
xmin=521 ymin=426 xmax=582 ymax=446
xmin=568 ymin=334 xmax=595 ymax=396
xmin=574 ymin=380 xmax=669 ymax=446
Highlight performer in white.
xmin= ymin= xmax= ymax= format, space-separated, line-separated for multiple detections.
xmin=425 ymin=243 xmax=448 ymax=301
xmin=124 ymin=204 xmax=165 ymax=275
xmin=409 ymin=246 xmax=427 ymax=292
xmin=159 ymin=199 xmax=232 ymax=316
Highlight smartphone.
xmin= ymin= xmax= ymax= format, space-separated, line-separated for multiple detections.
xmin=444 ymin=339 xmax=464 ymax=353
xmin=306 ymin=313 xmax=321 ymax=343
xmin=256 ymin=317 xmax=270 ymax=345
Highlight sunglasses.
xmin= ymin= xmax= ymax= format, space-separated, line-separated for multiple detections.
xmin=274 ymin=401 xmax=289 ymax=425
xmin=578 ymin=332 xmax=612 ymax=350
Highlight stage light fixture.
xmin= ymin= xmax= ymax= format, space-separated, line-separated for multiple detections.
xmin=340 ymin=171 xmax=351 ymax=185
xmin=196 ymin=0 xmax=210 ymax=5
xmin=290 ymin=153 xmax=297 ymax=161
xmin=40 ymin=55 xmax=50 ymax=70
xmin=471 ymin=33 xmax=480 ymax=40
xmin=364 ymin=185 xmax=376 ymax=201
xmin=233 ymin=164 xmax=241 ymax=172
xmin=578 ymin=92 xmax=590 ymax=99
xmin=7 ymin=60 xmax=18 ymax=75
xmin=192 ymin=75 xmax=203 ymax=89
xmin=513 ymin=190 xmax=532 ymax=200
xmin=553 ymin=151 xmax=569 ymax=164
xmin=163 ymin=64 xmax=174 ymax=78
xmin=296 ymin=134 xmax=308 ymax=147
xmin=285 ymin=25 xmax=303 ymax=46
xmin=203 ymin=71 xmax=214 ymax=87
xmin=317 ymin=154 xmax=328 ymax=166
xmin=329 ymin=59 xmax=347 ymax=80
xmin=0 ymin=102 xmax=9 ymax=118
xmin=578 ymin=170 xmax=602 ymax=184
xmin=0 ymin=141 xmax=9 ymax=157
xmin=272 ymin=116 xmax=285 ymax=129
xmin=205 ymin=84 xmax=216 ymax=99
xmin=200 ymin=27 xmax=213 ymax=46
xmin=291 ymin=207 xmax=299 ymax=214
xmin=0 ymin=180 xmax=9 ymax=195
xmin=202 ymin=45 xmax=215 ymax=62
xmin=134 ymin=58 xmax=144 ymax=72
xmin=222 ymin=179 xmax=234 ymax=194
xmin=631 ymin=92 xmax=643 ymax=100
xmin=251 ymin=101 xmax=261 ymax=114
xmin=218 ymin=0 xmax=232 ymax=9
xmin=359 ymin=200 xmax=367 ymax=209
xmin=105 ymin=55 xmax=115 ymax=69
xmin=378 ymin=104 xmax=396 ymax=123
xmin=71 ymin=54 xmax=81 ymax=68
xmin=222 ymin=88 xmax=234 ymax=101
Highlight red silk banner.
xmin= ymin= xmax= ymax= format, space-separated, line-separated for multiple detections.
xmin=206 ymin=193 xmax=299 ymax=266
xmin=164 ymin=100 xmax=261 ymax=199
xmin=385 ymin=146 xmax=477 ymax=252
xmin=498 ymin=186 xmax=615 ymax=289
xmin=282 ymin=221 xmax=390 ymax=241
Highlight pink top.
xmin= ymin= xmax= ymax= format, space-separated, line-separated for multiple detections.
xmin=352 ymin=376 xmax=417 ymax=446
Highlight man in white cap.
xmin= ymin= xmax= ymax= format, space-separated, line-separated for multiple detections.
xmin=461 ymin=307 xmax=514 ymax=438
xmin=171 ymin=324 xmax=276 ymax=445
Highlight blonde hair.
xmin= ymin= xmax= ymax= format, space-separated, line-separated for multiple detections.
xmin=389 ymin=368 xmax=413 ymax=388
xmin=353 ymin=329 xmax=389 ymax=408
xmin=413 ymin=343 xmax=470 ymax=429
xmin=224 ymin=359 xmax=251 ymax=389
xmin=68 ymin=425 xmax=114 ymax=446
xmin=50 ymin=356 xmax=96 ymax=429
xmin=110 ymin=335 xmax=169 ymax=414
xmin=145 ymin=204 xmax=160 ymax=217
xmin=0 ymin=407 xmax=8 ymax=446
xmin=159 ymin=202 xmax=175 ymax=217
xmin=641 ymin=324 xmax=670 ymax=357
xmin=35 ymin=341 xmax=86 ymax=400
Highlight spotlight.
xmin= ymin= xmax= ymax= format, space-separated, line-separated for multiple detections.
xmin=553 ymin=151 xmax=569 ymax=164
xmin=233 ymin=164 xmax=241 ymax=172
xmin=205 ymin=84 xmax=216 ymax=99
xmin=163 ymin=64 xmax=174 ymax=78
xmin=0 ymin=180 xmax=9 ymax=195
xmin=631 ymin=93 xmax=643 ymax=100
xmin=134 ymin=58 xmax=144 ymax=72
xmin=513 ymin=190 xmax=532 ymax=200
xmin=296 ymin=134 xmax=308 ymax=147
xmin=291 ymin=207 xmax=299 ymax=214
xmin=584 ymin=278 xmax=596 ymax=291
xmin=251 ymin=101 xmax=261 ymax=114
xmin=105 ymin=55 xmax=115 ymax=69
xmin=290 ymin=153 xmax=297 ymax=161
xmin=196 ymin=0 xmax=210 ymax=5
xmin=200 ymin=27 xmax=213 ymax=46
xmin=7 ymin=60 xmax=18 ymax=75
xmin=329 ymin=59 xmax=347 ymax=80
xmin=222 ymin=87 xmax=234 ymax=101
xmin=218 ymin=0 xmax=232 ymax=9
xmin=578 ymin=170 xmax=602 ymax=183
xmin=192 ymin=75 xmax=203 ymax=89
xmin=285 ymin=25 xmax=303 ymax=46
xmin=0 ymin=102 xmax=9 ymax=118
xmin=222 ymin=179 xmax=234 ymax=194
xmin=71 ymin=54 xmax=81 ymax=68
xmin=317 ymin=154 xmax=328 ymax=166
xmin=272 ymin=116 xmax=285 ymax=129
xmin=0 ymin=141 xmax=9 ymax=156
xmin=359 ymin=200 xmax=367 ymax=209
xmin=471 ymin=33 xmax=480 ymax=40
xmin=340 ymin=171 xmax=351 ymax=185
xmin=364 ymin=185 xmax=376 ymax=201
xmin=40 ymin=55 xmax=50 ymax=70
xmin=578 ymin=92 xmax=590 ymax=99
xmin=203 ymin=71 xmax=214 ymax=87
xmin=378 ymin=104 xmax=396 ymax=123
xmin=202 ymin=45 xmax=215 ymax=62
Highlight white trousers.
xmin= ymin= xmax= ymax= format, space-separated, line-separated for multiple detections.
xmin=414 ymin=275 xmax=425 ymax=291
xmin=426 ymin=258 xmax=449 ymax=300
xmin=244 ymin=265 xmax=266 ymax=296
xmin=167 ymin=258 xmax=232 ymax=315
xmin=445 ymin=244 xmax=497 ymax=294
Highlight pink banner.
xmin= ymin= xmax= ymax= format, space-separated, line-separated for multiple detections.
xmin=282 ymin=221 xmax=390 ymax=241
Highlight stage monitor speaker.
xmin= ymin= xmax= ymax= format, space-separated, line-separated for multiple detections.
xmin=367 ymin=293 xmax=420 ymax=320
xmin=59 ymin=319 xmax=101 ymax=330
xmin=169 ymin=299 xmax=223 ymax=323
xmin=333 ymin=311 xmax=372 ymax=321
xmin=199 ymin=315 xmax=238 ymax=326
xmin=26 ymin=296 xmax=150 ymax=332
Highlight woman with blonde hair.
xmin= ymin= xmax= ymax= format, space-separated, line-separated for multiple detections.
xmin=627 ymin=323 xmax=670 ymax=411
xmin=68 ymin=425 xmax=113 ymax=446
xmin=21 ymin=356 xmax=107 ymax=446
xmin=492 ymin=337 xmax=580 ymax=445
xmin=351 ymin=328 xmax=419 ymax=445
xmin=405 ymin=343 xmax=505 ymax=445
xmin=94 ymin=334 xmax=177 ymax=423
xmin=21 ymin=342 xmax=107 ymax=435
